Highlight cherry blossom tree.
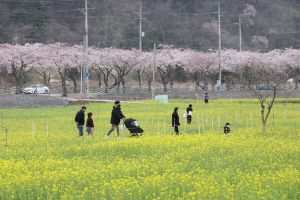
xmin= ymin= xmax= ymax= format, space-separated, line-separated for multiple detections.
xmin=181 ymin=50 xmax=218 ymax=91
xmin=89 ymin=47 xmax=119 ymax=92
xmin=133 ymin=51 xmax=152 ymax=90
xmin=32 ymin=44 xmax=53 ymax=87
xmin=66 ymin=67 xmax=81 ymax=93
xmin=111 ymin=48 xmax=139 ymax=92
xmin=225 ymin=50 xmax=289 ymax=130
xmin=155 ymin=48 xmax=183 ymax=92
xmin=284 ymin=48 xmax=300 ymax=89
xmin=251 ymin=36 xmax=269 ymax=51
xmin=89 ymin=47 xmax=104 ymax=89
xmin=48 ymin=43 xmax=83 ymax=97
xmin=0 ymin=43 xmax=39 ymax=92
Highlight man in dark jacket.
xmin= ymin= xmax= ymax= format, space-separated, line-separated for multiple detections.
xmin=106 ymin=101 xmax=125 ymax=137
xmin=75 ymin=106 xmax=86 ymax=136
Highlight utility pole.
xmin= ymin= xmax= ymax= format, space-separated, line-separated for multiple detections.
xmin=134 ymin=3 xmax=147 ymax=51
xmin=152 ymin=43 xmax=156 ymax=99
xmin=78 ymin=0 xmax=93 ymax=94
xmin=212 ymin=1 xmax=224 ymax=91
xmin=234 ymin=14 xmax=243 ymax=52
xmin=238 ymin=14 xmax=242 ymax=52
xmin=234 ymin=15 xmax=243 ymax=52
xmin=83 ymin=0 xmax=89 ymax=94
xmin=217 ymin=1 xmax=222 ymax=91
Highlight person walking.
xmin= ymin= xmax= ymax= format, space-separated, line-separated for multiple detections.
xmin=204 ymin=92 xmax=209 ymax=103
xmin=75 ymin=106 xmax=86 ymax=137
xmin=172 ymin=107 xmax=180 ymax=135
xmin=186 ymin=104 xmax=193 ymax=124
xmin=106 ymin=101 xmax=126 ymax=138
xmin=86 ymin=112 xmax=95 ymax=138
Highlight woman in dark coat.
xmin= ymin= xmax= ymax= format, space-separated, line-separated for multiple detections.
xmin=106 ymin=101 xmax=126 ymax=137
xmin=172 ymin=107 xmax=180 ymax=135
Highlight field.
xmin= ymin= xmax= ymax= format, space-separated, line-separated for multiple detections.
xmin=0 ymin=99 xmax=299 ymax=199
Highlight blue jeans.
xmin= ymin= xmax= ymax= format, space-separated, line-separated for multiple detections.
xmin=77 ymin=125 xmax=84 ymax=136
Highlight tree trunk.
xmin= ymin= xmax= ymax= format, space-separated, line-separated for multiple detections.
xmin=195 ymin=79 xmax=200 ymax=91
xmin=211 ymin=80 xmax=215 ymax=91
xmin=169 ymin=80 xmax=174 ymax=91
xmin=161 ymin=76 xmax=168 ymax=92
xmin=47 ymin=70 xmax=51 ymax=87
xmin=117 ymin=82 xmax=121 ymax=94
xmin=43 ymin=72 xmax=47 ymax=86
xmin=73 ymin=79 xmax=78 ymax=93
xmin=145 ymin=73 xmax=152 ymax=92
xmin=103 ymin=74 xmax=109 ymax=93
xmin=138 ymin=78 xmax=142 ymax=90
xmin=97 ymin=75 xmax=102 ymax=89
xmin=103 ymin=77 xmax=109 ymax=93
xmin=137 ymin=70 xmax=143 ymax=90
xmin=259 ymin=88 xmax=277 ymax=131
xmin=121 ymin=80 xmax=126 ymax=93
xmin=58 ymin=69 xmax=68 ymax=97
xmin=15 ymin=78 xmax=22 ymax=94
xmin=148 ymin=80 xmax=152 ymax=91
xmin=204 ymin=80 xmax=208 ymax=91
xmin=163 ymin=84 xmax=168 ymax=92
xmin=62 ymin=79 xmax=68 ymax=97
xmin=261 ymin=105 xmax=266 ymax=131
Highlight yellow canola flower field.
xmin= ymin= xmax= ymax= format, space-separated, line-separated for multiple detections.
xmin=0 ymin=99 xmax=299 ymax=199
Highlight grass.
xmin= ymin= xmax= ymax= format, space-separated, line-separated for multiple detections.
xmin=0 ymin=99 xmax=299 ymax=199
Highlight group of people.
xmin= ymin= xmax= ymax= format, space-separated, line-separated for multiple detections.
xmin=74 ymin=93 xmax=213 ymax=137
xmin=74 ymin=106 xmax=94 ymax=137
xmin=75 ymin=101 xmax=126 ymax=138
xmin=171 ymin=104 xmax=194 ymax=135
xmin=172 ymin=92 xmax=209 ymax=135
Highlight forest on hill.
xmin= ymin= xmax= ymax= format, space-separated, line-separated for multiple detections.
xmin=0 ymin=0 xmax=300 ymax=51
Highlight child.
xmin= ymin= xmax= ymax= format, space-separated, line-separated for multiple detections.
xmin=204 ymin=92 xmax=209 ymax=103
xmin=224 ymin=122 xmax=230 ymax=134
xmin=86 ymin=112 xmax=95 ymax=137
xmin=172 ymin=107 xmax=180 ymax=135
xmin=186 ymin=104 xmax=193 ymax=124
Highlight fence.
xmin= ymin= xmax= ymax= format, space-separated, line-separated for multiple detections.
xmin=0 ymin=85 xmax=300 ymax=108
xmin=0 ymin=93 xmax=68 ymax=108
xmin=87 ymin=87 xmax=300 ymax=101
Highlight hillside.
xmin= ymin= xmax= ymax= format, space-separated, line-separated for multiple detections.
xmin=0 ymin=0 xmax=300 ymax=51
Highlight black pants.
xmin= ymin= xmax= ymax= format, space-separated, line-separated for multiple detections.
xmin=187 ymin=115 xmax=192 ymax=124
xmin=174 ymin=126 xmax=179 ymax=135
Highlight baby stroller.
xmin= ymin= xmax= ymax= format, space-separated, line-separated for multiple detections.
xmin=124 ymin=118 xmax=144 ymax=137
